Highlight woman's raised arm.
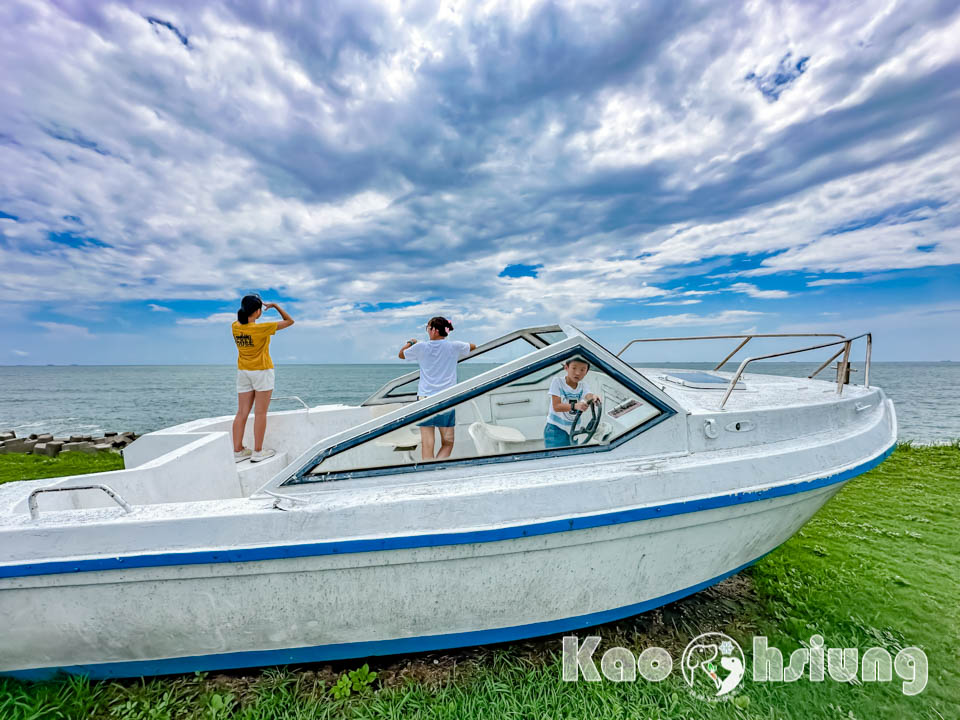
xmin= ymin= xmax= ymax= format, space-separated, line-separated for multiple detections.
xmin=264 ymin=302 xmax=295 ymax=330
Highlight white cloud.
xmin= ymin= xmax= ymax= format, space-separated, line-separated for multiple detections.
xmin=11 ymin=349 xmax=28 ymax=356
xmin=147 ymin=303 xmax=172 ymax=312
xmin=807 ymin=278 xmax=864 ymax=287
xmin=36 ymin=322 xmax=94 ymax=338
xmin=176 ymin=312 xmax=237 ymax=326
xmin=647 ymin=298 xmax=702 ymax=306
xmin=727 ymin=283 xmax=790 ymax=299
xmin=591 ymin=310 xmax=765 ymax=329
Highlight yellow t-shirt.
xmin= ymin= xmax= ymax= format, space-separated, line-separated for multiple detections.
xmin=232 ymin=321 xmax=278 ymax=370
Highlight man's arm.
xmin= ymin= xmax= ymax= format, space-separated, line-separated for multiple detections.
xmin=399 ymin=338 xmax=418 ymax=360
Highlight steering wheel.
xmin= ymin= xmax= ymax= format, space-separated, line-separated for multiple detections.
xmin=570 ymin=398 xmax=602 ymax=446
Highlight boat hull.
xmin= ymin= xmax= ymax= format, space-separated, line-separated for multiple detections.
xmin=0 ymin=453 xmax=887 ymax=680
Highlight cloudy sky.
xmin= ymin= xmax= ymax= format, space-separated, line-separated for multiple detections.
xmin=1 ymin=0 xmax=958 ymax=365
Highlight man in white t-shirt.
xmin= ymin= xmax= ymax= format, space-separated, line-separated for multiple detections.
xmin=399 ymin=316 xmax=477 ymax=460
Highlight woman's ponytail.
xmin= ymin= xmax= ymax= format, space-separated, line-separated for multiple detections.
xmin=238 ymin=295 xmax=263 ymax=325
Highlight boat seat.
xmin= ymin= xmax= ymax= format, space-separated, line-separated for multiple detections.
xmin=468 ymin=400 xmax=527 ymax=454
xmin=374 ymin=426 xmax=421 ymax=462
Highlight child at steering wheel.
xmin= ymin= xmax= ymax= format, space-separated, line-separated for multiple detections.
xmin=544 ymin=357 xmax=601 ymax=448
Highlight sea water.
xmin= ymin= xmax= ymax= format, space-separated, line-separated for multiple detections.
xmin=0 ymin=362 xmax=956 ymax=443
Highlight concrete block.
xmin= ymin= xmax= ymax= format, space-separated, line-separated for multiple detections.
xmin=36 ymin=433 xmax=54 ymax=443
xmin=29 ymin=433 xmax=38 ymax=440
xmin=0 ymin=430 xmax=14 ymax=440
xmin=69 ymin=435 xmax=85 ymax=443
xmin=93 ymin=443 xmax=113 ymax=452
xmin=36 ymin=441 xmax=63 ymax=457
xmin=2 ymin=438 xmax=35 ymax=453
xmin=62 ymin=441 xmax=94 ymax=454
xmin=104 ymin=431 xmax=118 ymax=437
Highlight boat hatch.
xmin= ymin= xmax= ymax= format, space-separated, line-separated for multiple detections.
xmin=658 ymin=371 xmax=745 ymax=390
xmin=362 ymin=325 xmax=569 ymax=406
xmin=275 ymin=335 xmax=678 ymax=486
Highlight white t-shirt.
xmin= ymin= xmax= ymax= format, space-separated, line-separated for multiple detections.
xmin=403 ymin=339 xmax=472 ymax=396
xmin=546 ymin=374 xmax=592 ymax=432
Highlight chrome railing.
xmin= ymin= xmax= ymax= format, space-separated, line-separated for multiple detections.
xmin=616 ymin=332 xmax=872 ymax=409
xmin=271 ymin=395 xmax=309 ymax=409
xmin=28 ymin=484 xmax=133 ymax=520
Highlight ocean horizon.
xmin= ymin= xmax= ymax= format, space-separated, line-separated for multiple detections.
xmin=1 ymin=361 xmax=957 ymax=444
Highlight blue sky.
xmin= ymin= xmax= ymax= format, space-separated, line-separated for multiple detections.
xmin=1 ymin=0 xmax=958 ymax=365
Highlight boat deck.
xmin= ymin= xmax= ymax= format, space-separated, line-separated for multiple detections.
xmin=637 ymin=368 xmax=875 ymax=413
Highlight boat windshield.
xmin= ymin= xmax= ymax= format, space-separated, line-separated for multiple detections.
xmin=362 ymin=325 xmax=568 ymax=406
xmin=289 ymin=344 xmax=672 ymax=484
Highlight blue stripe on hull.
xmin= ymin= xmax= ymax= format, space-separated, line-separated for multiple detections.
xmin=6 ymin=551 xmax=773 ymax=680
xmin=0 ymin=443 xmax=895 ymax=580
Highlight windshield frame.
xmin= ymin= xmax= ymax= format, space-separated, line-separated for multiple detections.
xmin=279 ymin=337 xmax=678 ymax=486
xmin=361 ymin=325 xmax=567 ymax=406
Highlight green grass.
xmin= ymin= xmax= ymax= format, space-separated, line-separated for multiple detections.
xmin=0 ymin=445 xmax=956 ymax=719
xmin=0 ymin=451 xmax=124 ymax=486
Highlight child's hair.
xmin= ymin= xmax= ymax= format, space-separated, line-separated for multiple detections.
xmin=427 ymin=316 xmax=454 ymax=337
xmin=564 ymin=356 xmax=591 ymax=371
xmin=237 ymin=295 xmax=263 ymax=325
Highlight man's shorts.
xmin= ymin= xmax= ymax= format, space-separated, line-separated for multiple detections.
xmin=237 ymin=369 xmax=275 ymax=393
xmin=417 ymin=395 xmax=456 ymax=428
xmin=419 ymin=409 xmax=456 ymax=428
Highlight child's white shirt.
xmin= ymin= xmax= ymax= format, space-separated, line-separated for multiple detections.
xmin=546 ymin=374 xmax=592 ymax=432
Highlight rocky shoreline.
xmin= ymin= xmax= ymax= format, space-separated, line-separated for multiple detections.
xmin=0 ymin=430 xmax=139 ymax=457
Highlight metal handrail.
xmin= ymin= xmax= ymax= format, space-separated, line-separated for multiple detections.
xmin=616 ymin=333 xmax=845 ymax=369
xmin=271 ymin=395 xmax=309 ymax=409
xmin=28 ymin=484 xmax=133 ymax=520
xmin=615 ymin=331 xmax=872 ymax=410
xmin=718 ymin=333 xmax=872 ymax=409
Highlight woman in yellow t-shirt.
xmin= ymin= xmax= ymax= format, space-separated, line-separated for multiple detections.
xmin=231 ymin=295 xmax=295 ymax=463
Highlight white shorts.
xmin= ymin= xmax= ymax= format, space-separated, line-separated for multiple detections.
xmin=236 ymin=369 xmax=275 ymax=393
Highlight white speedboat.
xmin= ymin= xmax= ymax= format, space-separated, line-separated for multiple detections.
xmin=0 ymin=325 xmax=895 ymax=679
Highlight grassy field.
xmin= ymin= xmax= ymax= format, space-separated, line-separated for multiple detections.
xmin=0 ymin=451 xmax=124 ymax=486
xmin=0 ymin=444 xmax=956 ymax=719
